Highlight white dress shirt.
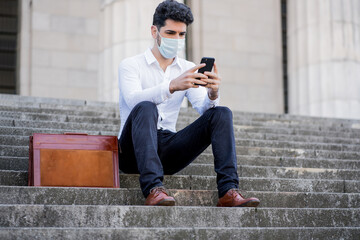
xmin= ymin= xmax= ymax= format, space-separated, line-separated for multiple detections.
xmin=117 ymin=48 xmax=220 ymax=138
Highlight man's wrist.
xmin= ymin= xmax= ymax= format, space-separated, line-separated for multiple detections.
xmin=208 ymin=90 xmax=218 ymax=100
xmin=169 ymin=81 xmax=175 ymax=94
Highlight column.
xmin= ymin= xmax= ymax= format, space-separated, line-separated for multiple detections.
xmin=288 ymin=0 xmax=360 ymax=119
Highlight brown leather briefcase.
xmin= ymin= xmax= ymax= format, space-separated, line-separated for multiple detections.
xmin=28 ymin=133 xmax=120 ymax=188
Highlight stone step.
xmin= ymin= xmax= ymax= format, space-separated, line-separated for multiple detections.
xmin=0 ymin=100 xmax=348 ymax=127
xmin=1 ymin=155 xmax=359 ymax=178
xmin=2 ymin=154 xmax=359 ymax=173
xmin=0 ymin=104 xmax=120 ymax=119
xmin=2 ymin=113 xmax=360 ymax=139
xmin=177 ymin=164 xmax=360 ymax=180
xmin=196 ymin=154 xmax=360 ymax=169
xmin=0 ymin=95 xmax=117 ymax=112
xmin=1 ymin=186 xmax=359 ymax=208
xmin=0 ymin=111 xmax=120 ymax=125
xmin=2 ymin=113 xmax=360 ymax=145
xmin=178 ymin=118 xmax=360 ymax=134
xmin=2 ymin=134 xmax=360 ymax=154
xmin=0 ymin=127 xmax=360 ymax=154
xmin=0 ymin=170 xmax=26 ymax=186
xmin=231 ymin=125 xmax=360 ymax=139
xmin=1 ymin=227 xmax=359 ymax=240
xmin=2 ymin=102 xmax=357 ymax=129
xmin=0 ymin=126 xmax=115 ymax=137
xmin=0 ymin=205 xmax=359 ymax=228
xmin=0 ymin=118 xmax=118 ymax=132
xmin=2 ymin=120 xmax=360 ymax=142
xmin=234 ymin=146 xmax=360 ymax=161
xmin=1 ymin=153 xmax=357 ymax=180
xmin=234 ymin=138 xmax=360 ymax=152
xmin=234 ymin=139 xmax=360 ymax=152
xmin=122 ymin=174 xmax=360 ymax=193
xmin=2 ymin=93 xmax=360 ymax=126
xmin=2 ymin=171 xmax=359 ymax=193
xmin=232 ymin=114 xmax=359 ymax=128
xmin=238 ymin=131 xmax=360 ymax=145
xmin=2 ymin=142 xmax=360 ymax=161
xmin=0 ymin=156 xmax=28 ymax=171
xmin=2 ymin=108 xmax=360 ymax=135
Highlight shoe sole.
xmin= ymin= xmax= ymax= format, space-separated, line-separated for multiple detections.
xmin=156 ymin=199 xmax=176 ymax=206
xmin=238 ymin=199 xmax=260 ymax=208
xmin=216 ymin=199 xmax=260 ymax=208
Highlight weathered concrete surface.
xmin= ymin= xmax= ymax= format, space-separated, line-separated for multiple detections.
xmin=0 ymin=186 xmax=359 ymax=208
xmin=2 ymin=133 xmax=360 ymax=153
xmin=1 ymin=94 xmax=359 ymax=124
xmin=1 ymin=154 xmax=360 ymax=173
xmin=194 ymin=154 xmax=360 ymax=170
xmin=1 ymin=94 xmax=360 ymax=238
xmin=2 ymin=143 xmax=360 ymax=160
xmin=2 ymin=171 xmax=359 ymax=193
xmin=178 ymin=164 xmax=360 ymax=180
xmin=1 ymin=227 xmax=359 ymax=240
xmin=0 ymin=205 xmax=359 ymax=228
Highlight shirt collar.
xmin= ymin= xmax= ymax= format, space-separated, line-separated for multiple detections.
xmin=145 ymin=48 xmax=157 ymax=65
xmin=145 ymin=48 xmax=183 ymax=70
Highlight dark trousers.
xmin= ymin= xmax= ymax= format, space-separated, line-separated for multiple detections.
xmin=118 ymin=101 xmax=239 ymax=198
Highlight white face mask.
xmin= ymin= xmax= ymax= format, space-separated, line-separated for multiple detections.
xmin=157 ymin=32 xmax=185 ymax=59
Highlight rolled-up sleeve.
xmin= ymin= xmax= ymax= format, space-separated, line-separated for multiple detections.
xmin=118 ymin=59 xmax=172 ymax=109
xmin=186 ymin=86 xmax=220 ymax=115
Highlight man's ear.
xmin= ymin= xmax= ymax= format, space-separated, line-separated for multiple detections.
xmin=151 ymin=25 xmax=158 ymax=39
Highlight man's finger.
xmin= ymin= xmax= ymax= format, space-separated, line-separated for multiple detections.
xmin=189 ymin=63 xmax=206 ymax=73
xmin=193 ymin=73 xmax=208 ymax=79
xmin=204 ymin=71 xmax=218 ymax=79
xmin=213 ymin=62 xmax=218 ymax=74
xmin=193 ymin=79 xmax=207 ymax=85
xmin=202 ymin=78 xmax=220 ymax=85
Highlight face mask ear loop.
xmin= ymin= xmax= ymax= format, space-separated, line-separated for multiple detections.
xmin=156 ymin=27 xmax=162 ymax=48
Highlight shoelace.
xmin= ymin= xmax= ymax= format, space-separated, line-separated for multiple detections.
xmin=230 ymin=189 xmax=247 ymax=199
xmin=151 ymin=186 xmax=169 ymax=196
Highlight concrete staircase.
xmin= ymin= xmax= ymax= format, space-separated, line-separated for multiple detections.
xmin=0 ymin=93 xmax=359 ymax=239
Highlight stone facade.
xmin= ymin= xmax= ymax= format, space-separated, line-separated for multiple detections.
xmin=98 ymin=0 xmax=166 ymax=102
xmin=287 ymin=0 xmax=360 ymax=119
xmin=19 ymin=0 xmax=101 ymax=100
xmin=187 ymin=0 xmax=283 ymax=113
xmin=17 ymin=0 xmax=360 ymax=119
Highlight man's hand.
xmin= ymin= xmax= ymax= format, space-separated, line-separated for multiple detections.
xmin=203 ymin=62 xmax=221 ymax=100
xmin=169 ymin=63 xmax=208 ymax=93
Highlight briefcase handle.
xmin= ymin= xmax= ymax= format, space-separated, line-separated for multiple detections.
xmin=64 ymin=132 xmax=88 ymax=136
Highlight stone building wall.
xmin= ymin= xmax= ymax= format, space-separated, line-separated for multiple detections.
xmin=287 ymin=0 xmax=360 ymax=119
xmin=17 ymin=0 xmax=360 ymax=119
xmin=19 ymin=0 xmax=283 ymax=113
xmin=187 ymin=0 xmax=284 ymax=113
xmin=98 ymin=0 xmax=165 ymax=102
xmin=19 ymin=0 xmax=101 ymax=100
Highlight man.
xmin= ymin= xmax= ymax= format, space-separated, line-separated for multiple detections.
xmin=118 ymin=0 xmax=260 ymax=207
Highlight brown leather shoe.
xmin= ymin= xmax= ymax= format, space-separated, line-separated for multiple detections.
xmin=145 ymin=186 xmax=176 ymax=206
xmin=217 ymin=189 xmax=260 ymax=207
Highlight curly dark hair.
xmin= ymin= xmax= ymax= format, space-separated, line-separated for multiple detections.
xmin=153 ymin=0 xmax=194 ymax=29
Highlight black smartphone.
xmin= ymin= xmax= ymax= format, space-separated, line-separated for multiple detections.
xmin=195 ymin=57 xmax=215 ymax=86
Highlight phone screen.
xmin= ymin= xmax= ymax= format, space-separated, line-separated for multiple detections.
xmin=198 ymin=57 xmax=215 ymax=74
xmin=195 ymin=57 xmax=215 ymax=85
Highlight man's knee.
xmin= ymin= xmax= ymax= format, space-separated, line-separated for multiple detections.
xmin=134 ymin=101 xmax=157 ymax=110
xmin=133 ymin=101 xmax=158 ymax=118
xmin=212 ymin=106 xmax=233 ymax=120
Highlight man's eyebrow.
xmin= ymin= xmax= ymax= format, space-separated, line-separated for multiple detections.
xmin=164 ymin=30 xmax=187 ymax=34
